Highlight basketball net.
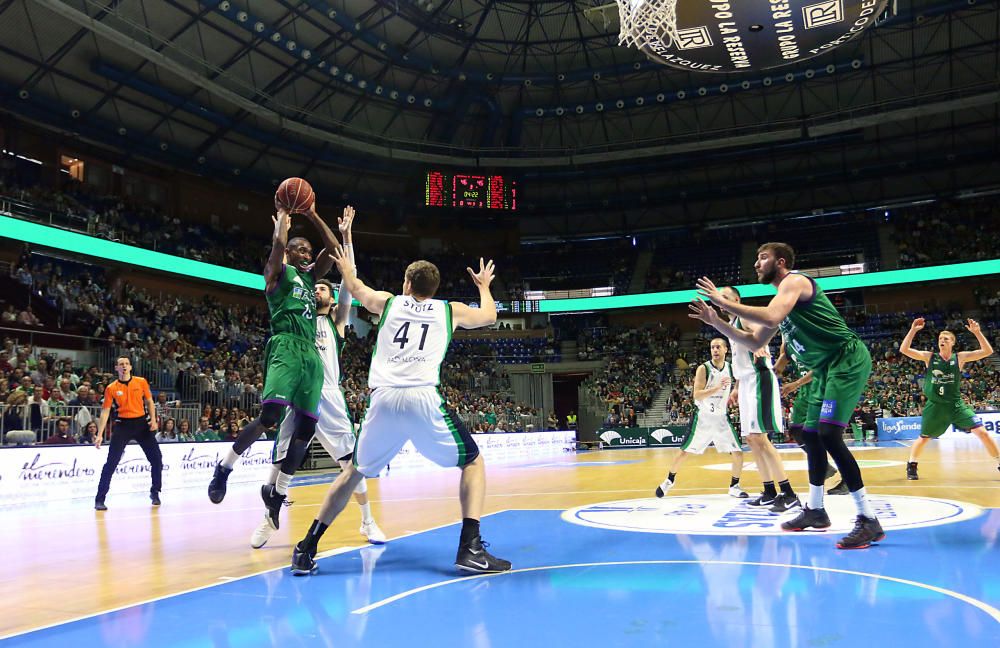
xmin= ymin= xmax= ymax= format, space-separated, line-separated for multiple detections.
xmin=615 ymin=0 xmax=679 ymax=52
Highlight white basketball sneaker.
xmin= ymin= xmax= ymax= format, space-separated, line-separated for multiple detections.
xmin=250 ymin=514 xmax=277 ymax=549
xmin=360 ymin=519 xmax=386 ymax=544
xmin=728 ymin=484 xmax=749 ymax=498
xmin=655 ymin=479 xmax=673 ymax=498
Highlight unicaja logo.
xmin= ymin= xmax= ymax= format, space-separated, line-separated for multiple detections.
xmin=651 ymin=429 xmax=675 ymax=443
xmin=599 ymin=430 xmax=622 ymax=444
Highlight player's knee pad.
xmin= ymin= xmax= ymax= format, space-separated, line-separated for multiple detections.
xmin=788 ymin=425 xmax=805 ymax=447
xmin=294 ymin=415 xmax=317 ymax=442
xmin=258 ymin=402 xmax=284 ymax=429
xmin=353 ymin=476 xmax=368 ymax=495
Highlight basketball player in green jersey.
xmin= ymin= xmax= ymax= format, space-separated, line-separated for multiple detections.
xmin=208 ymin=202 xmax=342 ymax=503
xmin=899 ymin=317 xmax=999 ymax=479
xmin=690 ymin=242 xmax=884 ymax=550
xmin=775 ymin=344 xmax=845 ymax=494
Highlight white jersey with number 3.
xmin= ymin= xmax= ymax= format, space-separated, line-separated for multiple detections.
xmin=368 ymin=295 xmax=452 ymax=389
xmin=696 ymin=360 xmax=734 ymax=421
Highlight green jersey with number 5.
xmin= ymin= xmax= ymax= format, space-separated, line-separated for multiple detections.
xmin=369 ymin=295 xmax=453 ymax=388
xmin=924 ymin=352 xmax=962 ymax=404
xmin=266 ymin=264 xmax=317 ymax=342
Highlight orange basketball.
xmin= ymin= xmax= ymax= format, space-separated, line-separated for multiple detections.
xmin=275 ymin=177 xmax=315 ymax=213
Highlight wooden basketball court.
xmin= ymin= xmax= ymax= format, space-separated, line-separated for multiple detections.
xmin=3 ymin=439 xmax=999 ymax=645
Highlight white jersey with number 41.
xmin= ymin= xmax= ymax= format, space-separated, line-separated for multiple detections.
xmin=368 ymin=295 xmax=452 ymax=389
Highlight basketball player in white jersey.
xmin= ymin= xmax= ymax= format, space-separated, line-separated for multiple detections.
xmin=250 ymin=208 xmax=385 ymax=548
xmin=720 ymin=286 xmax=801 ymax=513
xmin=655 ymin=337 xmax=747 ymax=498
xmin=290 ymin=250 xmax=510 ymax=575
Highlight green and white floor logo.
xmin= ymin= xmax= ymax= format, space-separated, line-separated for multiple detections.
xmin=562 ymin=495 xmax=983 ymax=536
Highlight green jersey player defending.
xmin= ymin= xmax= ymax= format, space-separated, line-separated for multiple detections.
xmin=899 ymin=317 xmax=999 ymax=480
xmin=208 ymin=202 xmax=342 ymax=504
xmin=690 ymin=242 xmax=884 ymax=550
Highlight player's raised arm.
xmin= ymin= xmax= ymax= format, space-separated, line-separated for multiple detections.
xmin=452 ymin=258 xmax=497 ymax=330
xmin=328 ymin=246 xmax=391 ymax=317
xmin=958 ymin=318 xmax=994 ymax=365
xmin=899 ymin=317 xmax=932 ymax=364
xmin=696 ymin=274 xmax=807 ymax=329
xmin=333 ymin=206 xmax=356 ymax=333
xmin=304 ymin=203 xmax=342 ymax=279
xmin=265 ymin=207 xmax=291 ymax=293
xmin=688 ymin=300 xmax=777 ymax=350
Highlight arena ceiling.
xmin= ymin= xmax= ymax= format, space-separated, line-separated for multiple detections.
xmin=0 ymin=0 xmax=997 ymax=230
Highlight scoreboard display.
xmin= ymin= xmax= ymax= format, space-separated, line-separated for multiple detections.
xmin=424 ymin=170 xmax=517 ymax=211
xmin=468 ymin=300 xmax=541 ymax=313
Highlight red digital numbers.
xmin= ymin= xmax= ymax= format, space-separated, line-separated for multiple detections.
xmin=425 ymin=170 xmax=517 ymax=210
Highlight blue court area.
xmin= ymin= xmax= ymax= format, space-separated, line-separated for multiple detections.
xmin=9 ymin=508 xmax=999 ymax=647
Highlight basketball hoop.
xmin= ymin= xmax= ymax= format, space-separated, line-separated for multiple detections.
xmin=615 ymin=0 xmax=680 ymax=52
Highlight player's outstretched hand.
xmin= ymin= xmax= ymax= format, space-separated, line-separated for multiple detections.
xmin=688 ymin=299 xmax=721 ymax=326
xmin=329 ymin=246 xmax=355 ymax=278
xmin=94 ymin=434 xmax=103 ymax=450
xmin=338 ymin=205 xmax=355 ymax=234
xmin=467 ymin=258 xmax=495 ymax=288
xmin=966 ymin=318 xmax=981 ymax=334
xmin=696 ymin=277 xmax=724 ymax=304
xmin=911 ymin=317 xmax=925 ymax=331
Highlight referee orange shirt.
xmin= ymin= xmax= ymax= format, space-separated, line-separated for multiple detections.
xmin=103 ymin=377 xmax=153 ymax=419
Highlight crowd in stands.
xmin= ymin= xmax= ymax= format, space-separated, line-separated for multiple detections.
xmin=582 ymin=324 xmax=685 ymax=426
xmin=892 ymin=198 xmax=1000 ymax=269
xmin=1 ymin=248 xmax=542 ymax=443
xmin=581 ymin=299 xmax=1000 ymax=435
xmin=515 ymin=238 xmax=637 ymax=294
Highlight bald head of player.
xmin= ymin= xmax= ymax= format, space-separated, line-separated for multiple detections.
xmin=710 ymin=337 xmax=728 ymax=364
xmin=285 ymin=237 xmax=314 ymax=272
xmin=719 ymin=286 xmax=741 ymax=317
xmin=403 ymin=260 xmax=441 ymax=300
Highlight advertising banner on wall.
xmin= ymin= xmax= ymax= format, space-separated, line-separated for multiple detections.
xmin=877 ymin=411 xmax=1000 ymax=440
xmin=0 ymin=440 xmax=274 ymax=506
xmin=383 ymin=431 xmax=578 ymax=473
xmin=597 ymin=426 xmax=688 ymax=449
xmin=0 ymin=432 xmax=579 ymax=503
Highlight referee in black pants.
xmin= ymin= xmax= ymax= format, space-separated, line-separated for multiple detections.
xmin=94 ymin=356 xmax=162 ymax=510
